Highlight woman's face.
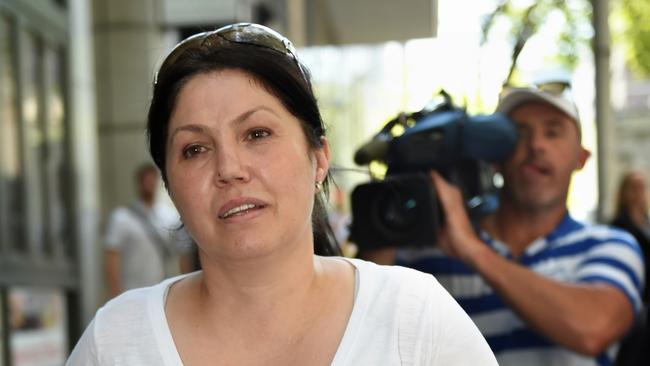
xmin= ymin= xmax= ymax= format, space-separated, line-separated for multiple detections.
xmin=165 ymin=69 xmax=329 ymax=260
xmin=624 ymin=173 xmax=648 ymax=212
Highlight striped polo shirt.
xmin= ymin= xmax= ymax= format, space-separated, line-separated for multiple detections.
xmin=396 ymin=213 xmax=645 ymax=366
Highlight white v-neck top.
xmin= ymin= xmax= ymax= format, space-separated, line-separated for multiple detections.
xmin=67 ymin=258 xmax=496 ymax=365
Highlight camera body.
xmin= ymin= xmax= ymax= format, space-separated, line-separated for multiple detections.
xmin=349 ymin=94 xmax=518 ymax=250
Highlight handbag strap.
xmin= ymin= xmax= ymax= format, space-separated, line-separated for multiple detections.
xmin=127 ymin=203 xmax=171 ymax=260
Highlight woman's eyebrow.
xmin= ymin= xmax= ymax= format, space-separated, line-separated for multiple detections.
xmin=169 ymin=106 xmax=281 ymax=143
xmin=229 ymin=105 xmax=280 ymax=126
xmin=169 ymin=124 xmax=208 ymax=145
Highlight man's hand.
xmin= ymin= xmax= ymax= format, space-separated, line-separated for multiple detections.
xmin=429 ymin=171 xmax=488 ymax=265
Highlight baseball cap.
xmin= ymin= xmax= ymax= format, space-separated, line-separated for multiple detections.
xmin=496 ymin=82 xmax=581 ymax=136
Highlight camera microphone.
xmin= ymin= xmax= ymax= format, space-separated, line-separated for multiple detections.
xmin=462 ymin=113 xmax=518 ymax=162
xmin=353 ymin=132 xmax=392 ymax=165
xmin=354 ymin=112 xmax=412 ymax=166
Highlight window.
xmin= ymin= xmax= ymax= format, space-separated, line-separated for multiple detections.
xmin=8 ymin=287 xmax=67 ymax=365
xmin=0 ymin=15 xmax=25 ymax=255
xmin=43 ymin=45 xmax=70 ymax=260
xmin=0 ymin=2 xmax=78 ymax=363
xmin=22 ymin=31 xmax=47 ymax=256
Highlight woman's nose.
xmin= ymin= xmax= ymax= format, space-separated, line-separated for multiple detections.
xmin=213 ymin=145 xmax=250 ymax=186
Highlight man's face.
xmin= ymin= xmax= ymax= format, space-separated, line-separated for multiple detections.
xmin=499 ymin=102 xmax=590 ymax=212
xmin=138 ymin=169 xmax=159 ymax=201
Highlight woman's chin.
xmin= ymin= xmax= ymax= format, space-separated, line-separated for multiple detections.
xmin=201 ymin=238 xmax=278 ymax=262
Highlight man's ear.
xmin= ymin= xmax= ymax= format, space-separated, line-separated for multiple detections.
xmin=575 ymin=146 xmax=591 ymax=171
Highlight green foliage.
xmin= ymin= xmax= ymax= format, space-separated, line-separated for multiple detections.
xmin=481 ymin=0 xmax=592 ymax=86
xmin=615 ymin=0 xmax=650 ymax=77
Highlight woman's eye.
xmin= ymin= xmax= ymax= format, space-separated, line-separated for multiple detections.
xmin=182 ymin=145 xmax=206 ymax=159
xmin=247 ymin=129 xmax=271 ymax=140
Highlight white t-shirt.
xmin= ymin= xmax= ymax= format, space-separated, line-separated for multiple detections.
xmin=67 ymin=258 xmax=497 ymax=365
xmin=104 ymin=201 xmax=183 ymax=290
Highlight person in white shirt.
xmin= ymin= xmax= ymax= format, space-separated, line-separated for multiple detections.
xmin=67 ymin=23 xmax=497 ymax=365
xmin=104 ymin=163 xmax=183 ymax=297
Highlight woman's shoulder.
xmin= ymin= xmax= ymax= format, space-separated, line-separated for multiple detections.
xmin=341 ymin=257 xmax=450 ymax=320
xmin=335 ymin=257 xmax=497 ymax=365
xmin=100 ymin=286 xmax=155 ymax=316
xmin=345 ymin=257 xmax=441 ymax=294
xmin=68 ymin=274 xmax=196 ymax=365
xmin=93 ymin=276 xmax=185 ymax=341
xmin=93 ymin=286 xmax=159 ymax=337
xmin=73 ymin=277 xmax=185 ymax=363
xmin=344 ymin=257 xmax=489 ymax=332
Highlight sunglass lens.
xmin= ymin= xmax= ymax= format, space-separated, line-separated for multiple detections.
xmin=537 ymin=82 xmax=569 ymax=95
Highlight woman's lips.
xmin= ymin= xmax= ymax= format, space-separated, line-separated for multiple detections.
xmin=217 ymin=197 xmax=268 ymax=220
xmin=219 ymin=203 xmax=265 ymax=219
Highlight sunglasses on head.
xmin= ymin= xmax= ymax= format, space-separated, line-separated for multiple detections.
xmin=155 ymin=23 xmax=307 ymax=84
xmin=535 ymin=81 xmax=571 ymax=96
xmin=501 ymin=80 xmax=574 ymax=103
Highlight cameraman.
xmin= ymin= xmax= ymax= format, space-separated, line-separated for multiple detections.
xmin=362 ymin=86 xmax=645 ymax=365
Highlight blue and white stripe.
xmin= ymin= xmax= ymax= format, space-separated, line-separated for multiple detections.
xmin=396 ymin=213 xmax=645 ymax=366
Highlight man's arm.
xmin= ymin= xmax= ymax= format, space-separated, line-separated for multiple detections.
xmin=430 ymin=172 xmax=637 ymax=356
xmin=104 ymin=249 xmax=122 ymax=298
xmin=469 ymin=243 xmax=632 ymax=355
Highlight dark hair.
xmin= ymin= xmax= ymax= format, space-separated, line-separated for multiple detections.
xmin=615 ymin=170 xmax=648 ymax=217
xmin=147 ymin=33 xmax=340 ymax=257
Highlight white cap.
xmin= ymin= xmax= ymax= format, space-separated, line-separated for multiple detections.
xmin=496 ymin=87 xmax=581 ymax=131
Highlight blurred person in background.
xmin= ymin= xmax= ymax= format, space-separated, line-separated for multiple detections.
xmin=103 ymin=163 xmax=184 ymax=298
xmin=612 ymin=170 xmax=650 ymax=301
xmin=363 ymin=84 xmax=645 ymax=365
xmin=611 ymin=170 xmax=649 ymax=366
xmin=327 ymin=185 xmax=354 ymax=256
xmin=67 ymin=23 xmax=497 ymax=365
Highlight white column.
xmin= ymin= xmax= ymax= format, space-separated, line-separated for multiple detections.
xmin=68 ymin=0 xmax=101 ymax=325
xmin=592 ymin=0 xmax=616 ymax=221
xmin=286 ymin=0 xmax=306 ymax=47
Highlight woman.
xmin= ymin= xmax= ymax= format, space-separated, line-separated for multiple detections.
xmin=612 ymin=170 xmax=650 ymax=366
xmin=612 ymin=171 xmax=650 ymax=302
xmin=67 ymin=23 xmax=496 ymax=365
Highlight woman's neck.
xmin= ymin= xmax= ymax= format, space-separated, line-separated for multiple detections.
xmin=209 ymin=246 xmax=316 ymax=295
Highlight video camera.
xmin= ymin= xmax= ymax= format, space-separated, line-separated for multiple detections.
xmin=349 ymin=91 xmax=518 ymax=250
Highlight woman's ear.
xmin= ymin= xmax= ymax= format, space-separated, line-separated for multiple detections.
xmin=315 ymin=136 xmax=331 ymax=182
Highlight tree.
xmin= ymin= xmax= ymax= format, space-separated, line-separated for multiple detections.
xmin=613 ymin=0 xmax=650 ymax=77
xmin=481 ymin=0 xmax=592 ymax=86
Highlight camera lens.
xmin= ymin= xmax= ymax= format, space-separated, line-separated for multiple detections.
xmin=350 ymin=173 xmax=438 ymax=249
xmin=377 ymin=190 xmax=419 ymax=232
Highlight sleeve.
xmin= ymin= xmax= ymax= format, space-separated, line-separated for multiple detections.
xmin=421 ymin=277 xmax=498 ymax=365
xmin=104 ymin=209 xmax=128 ymax=250
xmin=65 ymin=318 xmax=100 ymax=366
xmin=574 ymin=229 xmax=645 ymax=315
